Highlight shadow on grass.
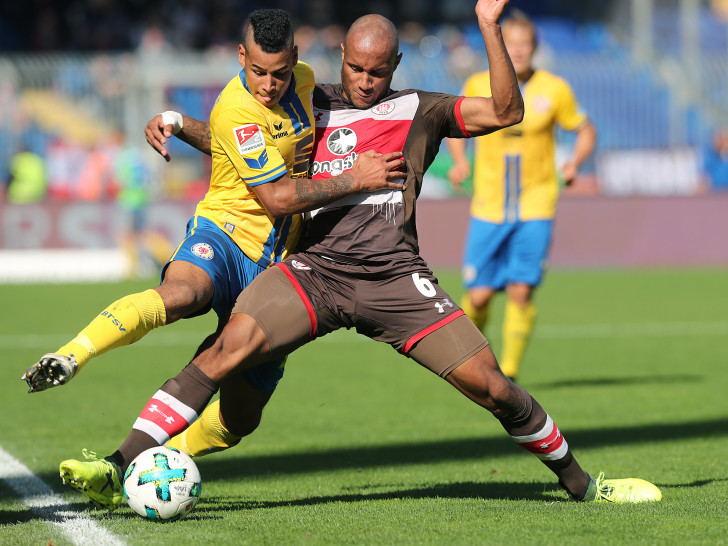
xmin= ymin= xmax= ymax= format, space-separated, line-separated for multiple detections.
xmin=531 ymin=374 xmax=702 ymax=390
xmin=659 ymin=477 xmax=728 ymax=489
xmin=191 ymin=480 xmax=557 ymax=517
xmin=198 ymin=416 xmax=728 ymax=481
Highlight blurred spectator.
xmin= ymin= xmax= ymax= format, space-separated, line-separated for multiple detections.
xmin=6 ymin=147 xmax=47 ymax=204
xmin=703 ymin=127 xmax=728 ymax=192
xmin=76 ymin=138 xmax=119 ymax=201
xmin=114 ymin=143 xmax=172 ymax=277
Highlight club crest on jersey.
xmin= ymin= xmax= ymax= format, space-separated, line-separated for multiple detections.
xmin=327 ymin=127 xmax=357 ymax=155
xmin=291 ymin=260 xmax=312 ymax=271
xmin=191 ymin=242 xmax=214 ymax=260
xmin=532 ymin=95 xmax=553 ymax=113
xmin=371 ymin=101 xmax=395 ymax=115
xmin=233 ymin=124 xmax=265 ymax=155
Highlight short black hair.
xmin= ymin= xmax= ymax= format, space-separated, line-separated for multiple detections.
xmin=245 ymin=9 xmax=294 ymax=53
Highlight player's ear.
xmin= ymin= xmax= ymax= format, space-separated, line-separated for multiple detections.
xmin=238 ymin=44 xmax=246 ymax=67
xmin=393 ymin=52 xmax=402 ymax=72
xmin=291 ymin=44 xmax=298 ymax=66
xmin=340 ymin=42 xmax=345 ymax=63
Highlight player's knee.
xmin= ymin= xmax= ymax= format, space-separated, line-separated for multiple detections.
xmin=469 ymin=289 xmax=495 ymax=309
xmin=158 ymin=264 xmax=215 ymax=321
xmin=505 ymin=283 xmax=533 ymax=306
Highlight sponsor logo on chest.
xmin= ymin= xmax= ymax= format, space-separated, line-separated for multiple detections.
xmin=310 ymin=94 xmax=418 ymax=178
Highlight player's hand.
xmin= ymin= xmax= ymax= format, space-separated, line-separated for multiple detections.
xmin=351 ymin=150 xmax=406 ymax=193
xmin=21 ymin=353 xmax=78 ymax=394
xmin=560 ymin=160 xmax=578 ymax=186
xmin=447 ymin=160 xmax=471 ymax=191
xmin=145 ymin=114 xmax=175 ymax=162
xmin=475 ymin=0 xmax=510 ymax=26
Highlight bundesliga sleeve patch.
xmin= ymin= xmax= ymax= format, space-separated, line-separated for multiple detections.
xmin=233 ymin=124 xmax=265 ymax=155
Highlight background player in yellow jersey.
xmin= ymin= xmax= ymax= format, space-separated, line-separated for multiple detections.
xmin=447 ymin=10 xmax=597 ymax=381
xmin=22 ymin=9 xmax=403 ymax=399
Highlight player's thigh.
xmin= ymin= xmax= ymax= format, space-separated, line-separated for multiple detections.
xmin=505 ymin=220 xmax=553 ymax=286
xmin=162 ymin=216 xmax=267 ymax=320
xmin=198 ymin=314 xmax=288 ymax=396
xmin=462 ymin=218 xmax=511 ymax=290
xmin=232 ymin=265 xmax=317 ymax=360
xmin=353 ymin=267 xmax=488 ymax=375
xmin=408 ymin=314 xmax=490 ymax=377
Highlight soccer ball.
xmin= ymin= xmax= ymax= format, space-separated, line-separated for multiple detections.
xmin=123 ymin=446 xmax=201 ymax=521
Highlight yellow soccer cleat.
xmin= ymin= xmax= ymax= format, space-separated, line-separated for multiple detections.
xmin=587 ymin=472 xmax=662 ymax=503
xmin=60 ymin=449 xmax=124 ymax=511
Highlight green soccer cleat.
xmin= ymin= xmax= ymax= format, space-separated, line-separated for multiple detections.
xmin=60 ymin=449 xmax=124 ymax=511
xmin=583 ymin=472 xmax=662 ymax=503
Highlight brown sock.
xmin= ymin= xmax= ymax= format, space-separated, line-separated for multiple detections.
xmin=110 ymin=363 xmax=219 ymax=473
xmin=498 ymin=386 xmax=589 ymax=498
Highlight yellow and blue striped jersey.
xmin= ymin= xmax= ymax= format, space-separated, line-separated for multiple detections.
xmin=195 ymin=61 xmax=315 ymax=267
xmin=463 ymin=69 xmax=587 ymax=223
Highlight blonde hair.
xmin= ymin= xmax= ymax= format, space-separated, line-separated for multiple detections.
xmin=502 ymin=9 xmax=538 ymax=47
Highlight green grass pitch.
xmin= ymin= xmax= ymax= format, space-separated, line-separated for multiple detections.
xmin=1 ymin=268 xmax=726 ymax=545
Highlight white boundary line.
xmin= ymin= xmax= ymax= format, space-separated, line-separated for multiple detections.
xmin=0 ymin=446 xmax=125 ymax=546
xmin=2 ymin=320 xmax=727 ymax=349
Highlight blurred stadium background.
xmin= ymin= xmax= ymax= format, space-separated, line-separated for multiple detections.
xmin=1 ymin=0 xmax=727 ymax=282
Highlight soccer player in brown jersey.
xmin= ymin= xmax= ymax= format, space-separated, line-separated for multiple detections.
xmin=57 ymin=0 xmax=661 ymax=507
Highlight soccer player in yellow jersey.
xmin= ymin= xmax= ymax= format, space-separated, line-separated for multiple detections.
xmin=448 ymin=10 xmax=597 ymax=381
xmin=22 ymin=9 xmax=403 ymax=399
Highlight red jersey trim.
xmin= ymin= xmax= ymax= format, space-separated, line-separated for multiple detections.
xmin=402 ymin=310 xmax=465 ymax=354
xmin=454 ymin=97 xmax=471 ymax=138
xmin=275 ymin=263 xmax=317 ymax=339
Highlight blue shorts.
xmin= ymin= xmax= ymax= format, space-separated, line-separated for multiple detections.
xmin=462 ymin=218 xmax=553 ymax=291
xmin=162 ymin=216 xmax=285 ymax=394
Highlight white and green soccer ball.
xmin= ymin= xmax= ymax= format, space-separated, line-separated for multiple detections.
xmin=123 ymin=446 xmax=201 ymax=521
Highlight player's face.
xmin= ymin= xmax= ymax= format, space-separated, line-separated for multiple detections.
xmin=503 ymin=24 xmax=536 ymax=78
xmin=239 ymin=41 xmax=298 ymax=109
xmin=340 ymin=40 xmax=401 ymax=109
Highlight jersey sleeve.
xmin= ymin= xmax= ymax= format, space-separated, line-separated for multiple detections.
xmin=419 ymin=91 xmax=471 ymax=140
xmin=213 ymin=106 xmax=288 ymax=187
xmin=554 ymin=78 xmax=588 ymax=131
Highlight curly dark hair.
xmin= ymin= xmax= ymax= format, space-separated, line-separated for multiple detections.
xmin=245 ymin=9 xmax=294 ymax=53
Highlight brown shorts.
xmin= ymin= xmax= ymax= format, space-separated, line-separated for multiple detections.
xmin=233 ymin=252 xmax=489 ymax=377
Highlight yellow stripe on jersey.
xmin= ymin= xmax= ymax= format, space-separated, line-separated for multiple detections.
xmin=195 ymin=61 xmax=315 ymax=267
xmin=463 ymin=69 xmax=588 ymax=223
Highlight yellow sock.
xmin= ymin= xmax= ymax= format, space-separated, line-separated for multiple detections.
xmin=55 ymin=289 xmax=166 ymax=372
xmin=500 ymin=300 xmax=536 ymax=379
xmin=460 ymin=294 xmax=489 ymax=332
xmin=167 ymin=400 xmax=242 ymax=457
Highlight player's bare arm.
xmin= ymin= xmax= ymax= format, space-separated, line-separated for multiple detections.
xmin=145 ymin=113 xmax=212 ymax=161
xmin=446 ymin=138 xmax=471 ymax=189
xmin=253 ymin=150 xmax=405 ymax=218
xmin=460 ymin=0 xmax=523 ymax=136
xmin=561 ymin=121 xmax=597 ymax=185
